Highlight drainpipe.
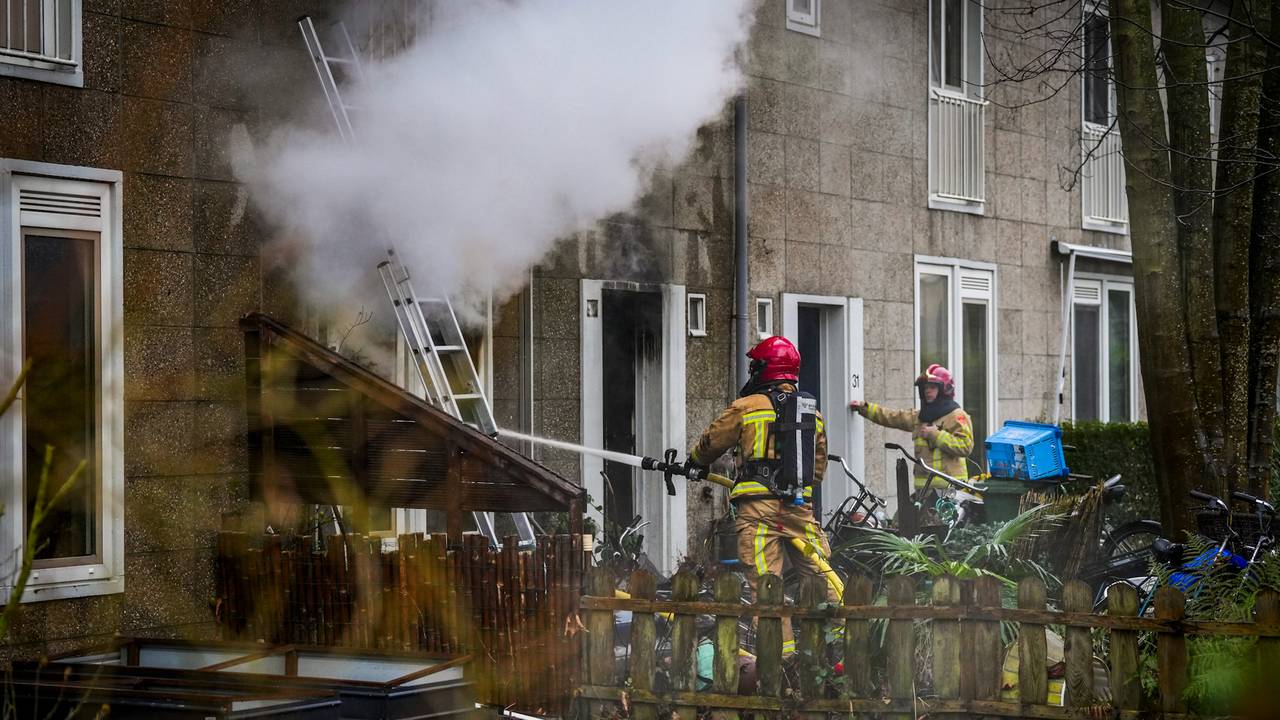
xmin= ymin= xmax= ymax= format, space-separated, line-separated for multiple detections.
xmin=1052 ymin=245 xmax=1077 ymax=426
xmin=734 ymin=95 xmax=750 ymax=388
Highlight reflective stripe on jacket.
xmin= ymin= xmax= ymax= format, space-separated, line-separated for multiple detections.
xmin=689 ymin=383 xmax=827 ymax=501
xmin=862 ymin=402 xmax=973 ymax=489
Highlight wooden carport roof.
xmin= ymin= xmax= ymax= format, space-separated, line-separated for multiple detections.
xmin=240 ymin=313 xmax=584 ymax=539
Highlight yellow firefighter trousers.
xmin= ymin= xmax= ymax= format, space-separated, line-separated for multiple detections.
xmin=734 ymin=498 xmax=840 ymax=655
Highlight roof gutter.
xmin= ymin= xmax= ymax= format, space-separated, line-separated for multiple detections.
xmin=1051 ymin=240 xmax=1132 ymax=424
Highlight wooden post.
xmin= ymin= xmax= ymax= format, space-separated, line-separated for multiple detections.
xmin=842 ymin=574 xmax=874 ymax=700
xmin=1155 ymin=587 xmax=1189 ymax=713
xmin=1062 ymin=579 xmax=1094 ymax=706
xmin=628 ymin=570 xmax=657 ymax=720
xmin=885 ymin=576 xmax=915 ymax=720
xmin=586 ymin=567 xmax=616 ymax=718
xmin=972 ymin=576 xmax=1003 ymax=702
xmin=445 ymin=444 xmax=463 ymax=543
xmin=756 ymin=574 xmax=784 ymax=699
xmin=670 ymin=570 xmax=700 ymax=720
xmin=1258 ymin=589 xmax=1280 ymax=684
xmin=1107 ymin=583 xmax=1140 ymax=710
xmin=713 ymin=572 xmax=743 ymax=720
xmin=895 ymin=459 xmax=917 ymax=537
xmin=1017 ymin=576 xmax=1048 ymax=706
xmin=931 ymin=576 xmax=961 ymax=720
xmin=798 ymin=575 xmax=827 ymax=704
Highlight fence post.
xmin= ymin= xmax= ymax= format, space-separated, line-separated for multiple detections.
xmin=1155 ymin=587 xmax=1189 ymax=713
xmin=1107 ymin=583 xmax=1140 ymax=710
xmin=798 ymin=575 xmax=827 ymax=706
xmin=756 ymin=574 xmax=784 ymax=699
xmin=628 ymin=570 xmax=657 ymax=720
xmin=931 ymin=576 xmax=961 ymax=719
xmin=670 ymin=570 xmax=700 ymax=720
xmin=586 ymin=567 xmax=616 ymax=718
xmin=1063 ymin=579 xmax=1094 ymax=706
xmin=972 ymin=577 xmax=1002 ymax=702
xmin=1017 ymin=576 xmax=1047 ymax=705
xmin=1258 ymin=589 xmax=1280 ymax=684
xmin=843 ymin=574 xmax=874 ymax=700
xmin=885 ymin=576 xmax=915 ymax=720
xmin=713 ymin=572 xmax=743 ymax=720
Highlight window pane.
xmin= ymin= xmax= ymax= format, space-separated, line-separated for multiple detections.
xmin=962 ymin=302 xmax=988 ymax=466
xmin=964 ymin=0 xmax=982 ymax=98
xmin=1084 ymin=12 xmax=1110 ymax=124
xmin=919 ymin=272 xmax=950 ymax=371
xmin=1108 ymin=289 xmax=1132 ymax=421
xmin=1073 ymin=303 xmax=1101 ymax=421
xmin=930 ymin=0 xmax=943 ymax=86
xmin=24 ymin=234 xmax=97 ymax=561
xmin=944 ymin=0 xmax=963 ymax=88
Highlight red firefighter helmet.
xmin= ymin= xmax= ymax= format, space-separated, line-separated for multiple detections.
xmin=747 ymin=336 xmax=801 ymax=383
xmin=915 ymin=363 xmax=956 ymax=398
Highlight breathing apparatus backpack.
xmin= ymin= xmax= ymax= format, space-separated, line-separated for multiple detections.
xmin=744 ymin=388 xmax=818 ymax=505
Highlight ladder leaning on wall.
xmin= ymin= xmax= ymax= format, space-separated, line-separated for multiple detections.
xmin=298 ymin=15 xmax=536 ymax=549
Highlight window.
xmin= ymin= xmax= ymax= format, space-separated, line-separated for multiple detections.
xmin=1080 ymin=4 xmax=1127 ymax=233
xmin=915 ymin=258 xmax=996 ymax=466
xmin=1071 ymin=277 xmax=1136 ymax=422
xmin=755 ymin=297 xmax=774 ymax=339
xmin=928 ymin=0 xmax=986 ymax=212
xmin=1 ymin=160 xmax=122 ymax=603
xmin=0 ymin=0 xmax=82 ymax=86
xmin=786 ymin=0 xmax=820 ymax=37
xmin=687 ymin=294 xmax=707 ymax=337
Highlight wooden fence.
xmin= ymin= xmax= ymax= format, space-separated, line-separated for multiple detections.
xmin=578 ymin=569 xmax=1280 ymax=719
xmin=215 ymin=531 xmax=582 ymax=713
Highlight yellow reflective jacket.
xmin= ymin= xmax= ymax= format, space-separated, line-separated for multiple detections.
xmin=860 ymin=402 xmax=973 ymax=489
xmin=689 ymin=383 xmax=827 ymax=501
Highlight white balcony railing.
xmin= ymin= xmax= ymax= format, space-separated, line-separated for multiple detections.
xmin=0 ymin=0 xmax=75 ymax=67
xmin=1082 ymin=122 xmax=1128 ymax=228
xmin=929 ymin=88 xmax=987 ymax=205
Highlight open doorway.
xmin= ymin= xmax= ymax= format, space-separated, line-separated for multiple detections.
xmin=601 ymin=290 xmax=663 ymax=540
xmin=582 ymin=280 xmax=687 ymax=574
xmin=782 ymin=294 xmax=864 ymax=523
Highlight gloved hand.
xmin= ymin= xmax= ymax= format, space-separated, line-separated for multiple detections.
xmin=848 ymin=399 xmax=867 ymax=414
xmin=682 ymin=458 xmax=706 ymax=481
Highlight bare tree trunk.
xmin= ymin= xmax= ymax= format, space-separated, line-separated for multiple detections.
xmin=1110 ymin=0 xmax=1206 ymax=532
xmin=1162 ymin=1 xmax=1224 ymax=496
xmin=1246 ymin=0 xmax=1280 ymax=498
xmin=1213 ymin=0 xmax=1269 ymax=495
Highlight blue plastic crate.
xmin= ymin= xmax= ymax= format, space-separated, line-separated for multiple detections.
xmin=984 ymin=420 xmax=1069 ymax=481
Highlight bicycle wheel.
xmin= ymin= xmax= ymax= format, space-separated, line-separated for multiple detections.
xmin=1103 ymin=519 xmax=1163 ymax=558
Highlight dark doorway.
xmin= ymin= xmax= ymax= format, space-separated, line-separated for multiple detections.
xmin=601 ymin=290 xmax=663 ymax=541
xmin=795 ymin=305 xmax=824 ymax=518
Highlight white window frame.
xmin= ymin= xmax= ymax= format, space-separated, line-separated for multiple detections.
xmin=687 ymin=293 xmax=707 ymax=337
xmin=1080 ymin=2 xmax=1128 ymax=235
xmin=0 ymin=159 xmax=123 ymax=603
xmin=755 ymin=297 xmax=774 ymax=339
xmin=785 ymin=0 xmax=820 ymax=37
xmin=1070 ymin=274 xmax=1138 ymax=422
xmin=913 ymin=256 xmax=998 ymax=443
xmin=927 ymin=0 xmax=986 ymax=215
xmin=0 ymin=0 xmax=83 ymax=87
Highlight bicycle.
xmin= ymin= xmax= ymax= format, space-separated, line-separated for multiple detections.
xmin=883 ymin=441 xmax=990 ymax=541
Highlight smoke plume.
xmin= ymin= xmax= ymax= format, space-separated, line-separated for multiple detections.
xmin=241 ymin=0 xmax=754 ymax=314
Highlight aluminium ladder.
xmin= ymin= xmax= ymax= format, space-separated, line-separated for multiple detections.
xmin=299 ymin=15 xmax=536 ymax=548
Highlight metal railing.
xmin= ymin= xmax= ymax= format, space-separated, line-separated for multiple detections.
xmin=929 ymin=87 xmax=987 ymax=204
xmin=1082 ymin=122 xmax=1128 ymax=226
xmin=1 ymin=0 xmax=75 ymax=66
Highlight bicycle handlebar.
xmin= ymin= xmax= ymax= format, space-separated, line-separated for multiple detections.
xmin=1232 ymin=490 xmax=1277 ymax=515
xmin=883 ymin=442 xmax=987 ymax=494
xmin=1189 ymin=489 xmax=1230 ymax=511
xmin=829 ymin=454 xmax=887 ymax=508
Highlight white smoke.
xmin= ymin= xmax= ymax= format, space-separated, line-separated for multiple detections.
xmin=242 ymin=0 xmax=755 ymax=313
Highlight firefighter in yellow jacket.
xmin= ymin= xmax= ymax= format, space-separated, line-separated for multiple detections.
xmin=849 ymin=363 xmax=974 ymax=490
xmin=687 ymin=336 xmax=838 ymax=655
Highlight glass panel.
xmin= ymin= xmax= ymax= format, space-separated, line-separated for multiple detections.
xmin=964 ymin=0 xmax=982 ymax=98
xmin=1073 ymin=303 xmax=1101 ymax=422
xmin=919 ymin=272 xmax=950 ymax=371
xmin=1107 ymin=288 xmax=1132 ymax=421
xmin=930 ymin=0 xmax=943 ymax=86
xmin=57 ymin=0 xmax=73 ymax=60
xmin=1084 ymin=12 xmax=1110 ymax=124
xmin=944 ymin=0 xmax=963 ymax=88
xmin=962 ymin=302 xmax=988 ymax=466
xmin=24 ymin=233 xmax=97 ymax=561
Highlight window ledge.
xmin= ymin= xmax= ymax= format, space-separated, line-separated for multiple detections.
xmin=0 ymin=61 xmax=83 ymax=87
xmin=2 ymin=575 xmax=124 ymax=604
xmin=929 ymin=194 xmax=985 ymax=216
xmin=1082 ymin=217 xmax=1128 ymax=235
